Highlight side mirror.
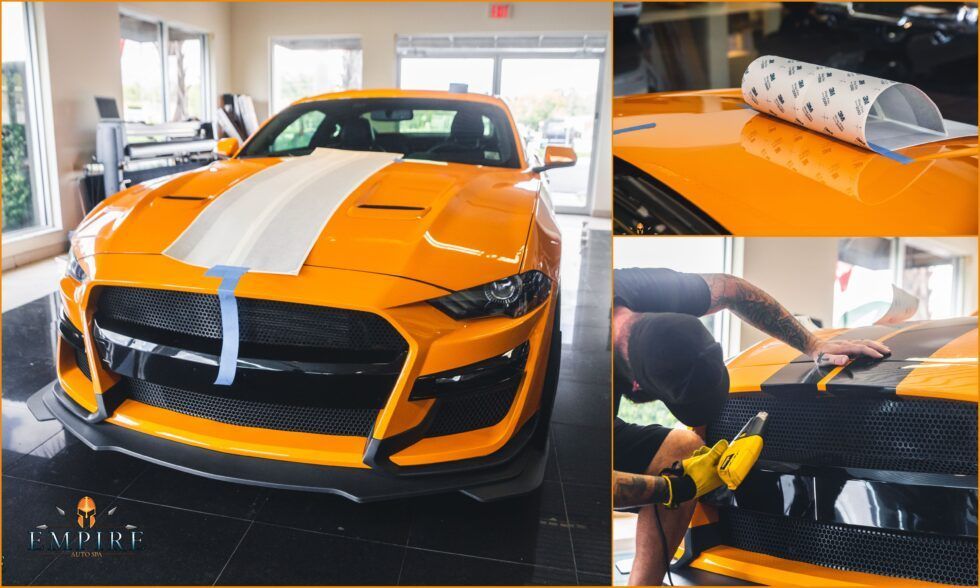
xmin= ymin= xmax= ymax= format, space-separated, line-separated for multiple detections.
xmin=215 ymin=137 xmax=239 ymax=158
xmin=532 ymin=145 xmax=577 ymax=173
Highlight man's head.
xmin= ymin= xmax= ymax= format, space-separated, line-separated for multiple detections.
xmin=624 ymin=312 xmax=729 ymax=426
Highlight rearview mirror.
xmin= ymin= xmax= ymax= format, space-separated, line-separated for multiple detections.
xmin=532 ymin=145 xmax=577 ymax=173
xmin=215 ymin=137 xmax=239 ymax=158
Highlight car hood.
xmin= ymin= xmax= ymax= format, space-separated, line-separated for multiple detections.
xmin=73 ymin=157 xmax=541 ymax=292
xmin=613 ymin=90 xmax=978 ymax=235
xmin=726 ymin=316 xmax=978 ymax=403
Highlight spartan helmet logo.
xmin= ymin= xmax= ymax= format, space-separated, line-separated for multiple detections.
xmin=77 ymin=496 xmax=96 ymax=528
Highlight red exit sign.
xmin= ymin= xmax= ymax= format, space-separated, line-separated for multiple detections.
xmin=489 ymin=3 xmax=512 ymax=19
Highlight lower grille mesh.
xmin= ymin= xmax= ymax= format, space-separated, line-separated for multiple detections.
xmin=706 ymin=393 xmax=977 ymax=475
xmin=74 ymin=346 xmax=91 ymax=380
xmin=125 ymin=378 xmax=378 ymax=437
xmin=721 ymin=509 xmax=977 ymax=585
xmin=426 ymin=378 xmax=521 ymax=437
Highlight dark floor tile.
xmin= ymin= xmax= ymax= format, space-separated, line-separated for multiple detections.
xmin=1 ymin=477 xmax=112 ymax=586
xmin=553 ymin=423 xmax=609 ymax=488
xmin=398 ymin=548 xmax=578 ymax=585
xmin=120 ymin=464 xmax=266 ymax=520
xmin=407 ymin=480 xmax=575 ymax=570
xmin=563 ymin=326 xmax=611 ymax=354
xmin=254 ymin=488 xmax=412 ymax=544
xmin=559 ymin=347 xmax=611 ymax=387
xmin=2 ymin=297 xmax=59 ymax=403
xmin=2 ymin=396 xmax=63 ymax=456
xmin=543 ymin=434 xmax=560 ymax=483
xmin=32 ymin=496 xmax=250 ymax=585
xmin=6 ymin=431 xmax=147 ymax=496
xmin=216 ymin=522 xmax=405 ymax=585
xmin=563 ymin=483 xmax=611 ymax=575
xmin=552 ymin=378 xmax=610 ymax=430
xmin=579 ymin=571 xmax=613 ymax=585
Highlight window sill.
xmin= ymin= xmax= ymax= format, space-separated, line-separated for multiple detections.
xmin=2 ymin=226 xmax=67 ymax=270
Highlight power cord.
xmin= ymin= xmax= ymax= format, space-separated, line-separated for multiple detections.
xmin=654 ymin=504 xmax=674 ymax=586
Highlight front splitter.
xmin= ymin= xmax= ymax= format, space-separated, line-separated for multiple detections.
xmin=29 ymin=382 xmax=548 ymax=503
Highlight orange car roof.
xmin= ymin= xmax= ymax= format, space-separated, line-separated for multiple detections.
xmin=295 ymin=88 xmax=511 ymax=109
xmin=613 ymin=90 xmax=978 ymax=236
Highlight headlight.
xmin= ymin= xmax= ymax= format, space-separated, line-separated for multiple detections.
xmin=429 ymin=270 xmax=551 ymax=319
xmin=66 ymin=248 xmax=88 ymax=282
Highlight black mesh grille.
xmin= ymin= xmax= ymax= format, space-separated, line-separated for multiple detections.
xmin=706 ymin=393 xmax=977 ymax=475
xmin=720 ymin=509 xmax=977 ymax=585
xmin=74 ymin=346 xmax=91 ymax=380
xmin=97 ymin=287 xmax=407 ymax=353
xmin=125 ymin=378 xmax=378 ymax=437
xmin=426 ymin=378 xmax=521 ymax=437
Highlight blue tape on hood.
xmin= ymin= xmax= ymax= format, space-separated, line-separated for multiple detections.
xmin=868 ymin=142 xmax=913 ymax=165
xmin=205 ymin=265 xmax=249 ymax=386
xmin=614 ymin=122 xmax=657 ymax=135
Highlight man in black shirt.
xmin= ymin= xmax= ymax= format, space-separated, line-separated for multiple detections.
xmin=612 ymin=268 xmax=890 ymax=585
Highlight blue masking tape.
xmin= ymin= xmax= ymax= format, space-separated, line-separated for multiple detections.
xmin=204 ymin=265 xmax=249 ymax=386
xmin=613 ymin=122 xmax=657 ymax=135
xmin=868 ymin=142 xmax=913 ymax=165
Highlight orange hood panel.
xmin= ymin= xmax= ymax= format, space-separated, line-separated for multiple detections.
xmin=74 ymin=158 xmax=540 ymax=292
xmin=613 ymin=90 xmax=978 ymax=235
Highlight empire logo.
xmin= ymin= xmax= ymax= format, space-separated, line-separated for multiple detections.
xmin=28 ymin=496 xmax=144 ymax=557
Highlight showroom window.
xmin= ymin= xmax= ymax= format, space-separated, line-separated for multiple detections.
xmin=396 ymin=34 xmax=606 ymax=215
xmin=2 ymin=2 xmax=54 ymax=236
xmin=270 ymin=37 xmax=363 ymax=114
xmin=120 ymin=13 xmax=211 ymax=123
xmin=834 ymin=238 xmax=969 ymax=325
xmin=613 ymin=236 xmax=739 ymax=428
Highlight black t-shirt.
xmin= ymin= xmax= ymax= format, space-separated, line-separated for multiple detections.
xmin=613 ymin=268 xmax=711 ymax=415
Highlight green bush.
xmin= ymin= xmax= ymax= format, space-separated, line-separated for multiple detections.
xmin=2 ymin=122 xmax=35 ymax=231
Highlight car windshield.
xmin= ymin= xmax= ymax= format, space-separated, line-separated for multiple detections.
xmin=239 ymin=98 xmax=520 ymax=168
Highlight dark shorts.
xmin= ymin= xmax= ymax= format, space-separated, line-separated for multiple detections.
xmin=614 ymin=417 xmax=672 ymax=474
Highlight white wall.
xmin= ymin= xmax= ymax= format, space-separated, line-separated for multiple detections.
xmin=739 ymin=237 xmax=839 ymax=349
xmin=3 ymin=2 xmax=233 ymax=268
xmin=228 ymin=1 xmax=612 ymax=216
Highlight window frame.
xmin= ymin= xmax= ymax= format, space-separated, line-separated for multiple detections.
xmin=268 ymin=35 xmax=364 ymax=115
xmin=833 ymin=237 xmax=970 ymax=326
xmin=118 ymin=9 xmax=213 ymax=124
xmin=2 ymin=2 xmax=59 ymax=242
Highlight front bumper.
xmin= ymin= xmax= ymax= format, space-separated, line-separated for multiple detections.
xmin=29 ymin=379 xmax=552 ymax=502
xmin=50 ymin=254 xmax=561 ymax=500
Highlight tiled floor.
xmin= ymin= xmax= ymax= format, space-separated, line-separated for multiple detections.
xmin=1 ymin=216 xmax=612 ymax=586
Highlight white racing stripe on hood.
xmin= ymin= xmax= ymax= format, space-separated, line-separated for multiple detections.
xmin=164 ymin=148 xmax=401 ymax=275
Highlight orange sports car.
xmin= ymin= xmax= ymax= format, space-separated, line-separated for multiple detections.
xmin=31 ymin=90 xmax=576 ymax=502
xmin=678 ymin=316 xmax=977 ymax=585
xmin=613 ymin=90 xmax=979 ymax=236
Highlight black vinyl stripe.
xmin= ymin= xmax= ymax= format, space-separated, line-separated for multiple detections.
xmin=760 ymin=324 xmax=906 ymax=392
xmin=826 ymin=317 xmax=977 ymax=394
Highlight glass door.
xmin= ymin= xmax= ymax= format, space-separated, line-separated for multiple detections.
xmin=500 ymin=57 xmax=602 ymax=213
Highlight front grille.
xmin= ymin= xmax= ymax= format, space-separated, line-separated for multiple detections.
xmin=706 ymin=393 xmax=977 ymax=475
xmin=720 ymin=509 xmax=977 ymax=585
xmin=96 ymin=286 xmax=407 ymax=356
xmin=125 ymin=378 xmax=379 ymax=437
xmin=426 ymin=377 xmax=522 ymax=437
xmin=74 ymin=346 xmax=91 ymax=380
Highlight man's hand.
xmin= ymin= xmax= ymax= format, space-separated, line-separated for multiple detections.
xmin=662 ymin=439 xmax=728 ymax=507
xmin=809 ymin=339 xmax=891 ymax=367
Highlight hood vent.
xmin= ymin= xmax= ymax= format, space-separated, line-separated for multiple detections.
xmin=161 ymin=195 xmax=207 ymax=201
xmin=357 ymin=204 xmax=425 ymax=211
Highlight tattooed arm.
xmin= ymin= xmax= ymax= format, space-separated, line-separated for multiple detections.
xmin=699 ymin=274 xmax=890 ymax=366
xmin=614 ymin=471 xmax=668 ymax=508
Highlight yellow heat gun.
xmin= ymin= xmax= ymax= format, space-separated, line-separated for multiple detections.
xmin=717 ymin=411 xmax=768 ymax=490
